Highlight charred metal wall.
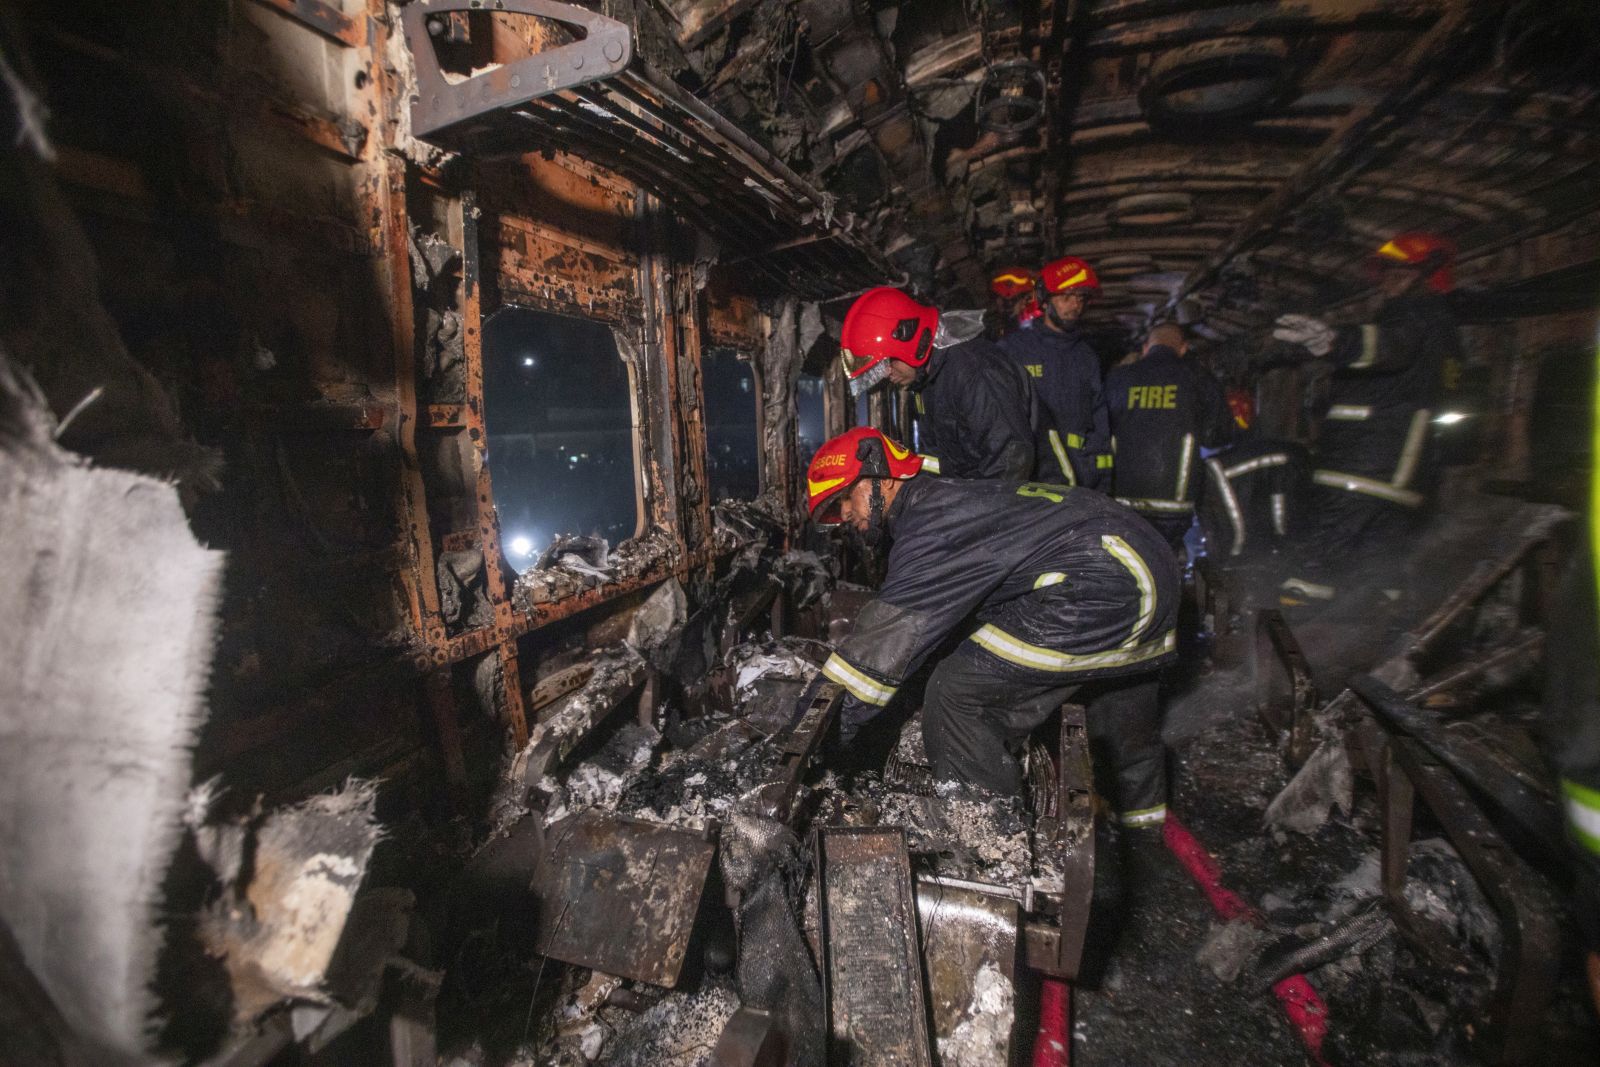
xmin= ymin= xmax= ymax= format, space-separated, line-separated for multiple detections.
xmin=0 ymin=2 xmax=798 ymax=838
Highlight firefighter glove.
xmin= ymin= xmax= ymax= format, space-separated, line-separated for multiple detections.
xmin=1272 ymin=313 xmax=1335 ymax=357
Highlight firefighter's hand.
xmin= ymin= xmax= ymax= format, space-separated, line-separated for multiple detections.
xmin=1272 ymin=314 xmax=1335 ymax=357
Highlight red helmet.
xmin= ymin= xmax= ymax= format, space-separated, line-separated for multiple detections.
xmin=1372 ymin=232 xmax=1456 ymax=293
xmin=1226 ymin=387 xmax=1254 ymax=430
xmin=838 ymin=287 xmax=938 ymax=382
xmin=1039 ymin=256 xmax=1100 ymax=294
xmin=990 ymin=266 xmax=1036 ymax=300
xmin=805 ymin=427 xmax=923 ymax=524
xmin=1018 ymin=297 xmax=1042 ymax=323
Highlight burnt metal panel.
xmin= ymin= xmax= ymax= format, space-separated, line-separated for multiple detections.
xmin=915 ymin=879 xmax=1019 ymax=1065
xmin=531 ymin=809 xmax=715 ymax=987
xmin=817 ymin=827 xmax=935 ymax=1067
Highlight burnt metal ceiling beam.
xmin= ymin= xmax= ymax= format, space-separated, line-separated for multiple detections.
xmin=1083 ymin=0 xmax=1445 ymax=53
xmin=1165 ymin=0 xmax=1500 ymax=314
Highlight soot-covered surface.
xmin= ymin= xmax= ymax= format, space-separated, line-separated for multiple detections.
xmin=1073 ymin=659 xmax=1599 ymax=1067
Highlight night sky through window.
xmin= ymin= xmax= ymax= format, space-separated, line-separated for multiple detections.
xmin=701 ymin=347 xmax=760 ymax=502
xmin=482 ymin=307 xmax=639 ymax=572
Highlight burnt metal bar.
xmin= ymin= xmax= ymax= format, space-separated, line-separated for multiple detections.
xmin=1353 ymin=718 xmax=1472 ymax=974
xmin=1407 ymin=628 xmax=1544 ymax=703
xmin=817 ymin=827 xmax=935 ymax=1067
xmin=1402 ymin=530 xmax=1556 ymax=659
xmin=1350 ymin=675 xmax=1564 ymax=862
xmin=752 ymin=681 xmax=844 ymax=822
xmin=1053 ymin=702 xmax=1096 ymax=980
xmin=1359 ymin=717 xmax=1561 ymax=1065
xmin=1256 ymin=609 xmax=1318 ymax=766
xmin=458 ymin=190 xmax=530 ymax=745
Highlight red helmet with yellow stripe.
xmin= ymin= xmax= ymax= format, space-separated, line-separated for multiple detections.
xmin=1039 ymin=256 xmax=1100 ymax=294
xmin=1372 ymin=232 xmax=1456 ymax=293
xmin=990 ymin=266 xmax=1037 ymax=300
xmin=806 ymin=427 xmax=923 ymax=524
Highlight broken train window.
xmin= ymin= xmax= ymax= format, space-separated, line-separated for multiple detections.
xmin=700 ymin=346 xmax=761 ymax=502
xmin=482 ymin=307 xmax=642 ymax=572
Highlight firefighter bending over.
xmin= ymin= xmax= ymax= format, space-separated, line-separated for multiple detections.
xmin=805 ymin=427 xmax=1180 ymax=825
xmin=838 ymin=286 xmax=1035 ymax=481
xmin=1271 ymin=232 xmax=1460 ymax=601
xmin=1105 ymin=322 xmax=1234 ymax=553
xmin=999 ymin=256 xmax=1114 ymax=488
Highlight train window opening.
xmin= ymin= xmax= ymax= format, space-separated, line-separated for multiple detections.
xmin=482 ymin=306 xmax=642 ymax=573
xmin=702 ymin=347 xmax=762 ymax=502
xmin=797 ymin=373 xmax=826 ymax=469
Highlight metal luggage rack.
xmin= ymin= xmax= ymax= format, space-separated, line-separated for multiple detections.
xmin=400 ymin=0 xmax=894 ymax=299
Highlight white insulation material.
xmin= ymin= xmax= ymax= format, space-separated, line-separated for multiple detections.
xmin=0 ymin=361 xmax=225 ymax=1060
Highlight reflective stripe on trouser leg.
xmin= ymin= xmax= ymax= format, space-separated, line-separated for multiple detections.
xmin=1083 ymin=674 xmax=1165 ymax=824
xmin=1207 ymin=457 xmax=1246 ymax=556
xmin=920 ymin=641 xmax=1076 ymax=796
xmin=1563 ymin=778 xmax=1600 ymax=855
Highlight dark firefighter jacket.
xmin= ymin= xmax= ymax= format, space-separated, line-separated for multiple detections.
xmin=1314 ymin=291 xmax=1458 ymax=508
xmin=820 ymin=477 xmax=1180 ymax=738
xmin=912 ymin=336 xmax=1036 ymax=481
xmin=1105 ymin=345 xmax=1233 ymax=519
xmin=998 ymin=322 xmax=1112 ymax=488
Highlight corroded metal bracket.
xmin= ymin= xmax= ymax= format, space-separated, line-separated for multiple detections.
xmin=401 ymin=0 xmax=633 ymax=140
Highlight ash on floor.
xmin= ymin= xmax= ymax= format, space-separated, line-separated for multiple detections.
xmin=1072 ymin=656 xmax=1600 ymax=1067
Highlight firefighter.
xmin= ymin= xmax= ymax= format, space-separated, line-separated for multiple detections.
xmin=999 ymin=256 xmax=1114 ymax=488
xmin=839 ymin=285 xmax=1034 ymax=481
xmin=1541 ymin=548 xmax=1600 ymax=1015
xmin=1105 ymin=323 xmax=1234 ymax=553
xmin=988 ymin=265 xmax=1037 ymax=338
xmin=806 ymin=427 xmax=1180 ymax=825
xmin=1271 ymin=232 xmax=1461 ymax=601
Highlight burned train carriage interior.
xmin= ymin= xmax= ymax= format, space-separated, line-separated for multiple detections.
xmin=5 ymin=1 xmax=1600 ymax=1065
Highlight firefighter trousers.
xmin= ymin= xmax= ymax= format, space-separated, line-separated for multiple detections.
xmin=920 ymin=639 xmax=1166 ymax=823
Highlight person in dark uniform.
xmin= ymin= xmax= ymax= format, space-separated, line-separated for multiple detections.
xmin=838 ymin=285 xmax=1034 ymax=481
xmin=804 ymin=427 xmax=1180 ymax=826
xmin=1271 ymin=232 xmax=1460 ymax=601
xmin=999 ymin=256 xmax=1114 ymax=488
xmin=1105 ymin=323 xmax=1235 ymax=553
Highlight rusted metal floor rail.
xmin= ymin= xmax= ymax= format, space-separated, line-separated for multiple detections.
xmin=1256 ymin=608 xmax=1318 ymax=766
xmin=1353 ymin=711 xmax=1561 ymax=1066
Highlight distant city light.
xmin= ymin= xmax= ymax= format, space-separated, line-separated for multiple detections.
xmin=1433 ymin=411 xmax=1468 ymax=425
xmin=522 ymin=356 xmax=536 ymax=367
xmin=508 ymin=535 xmax=533 ymax=556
